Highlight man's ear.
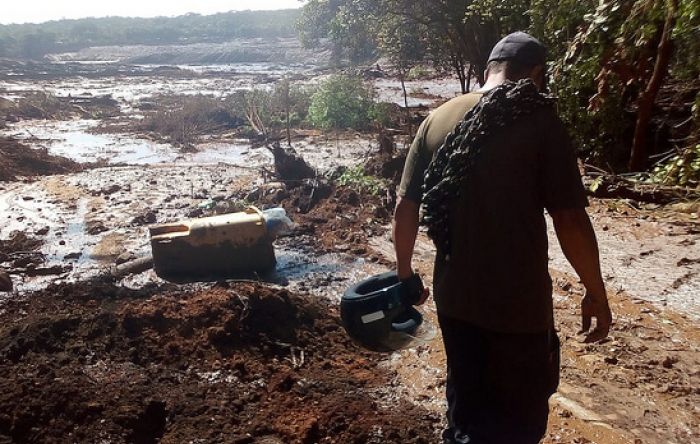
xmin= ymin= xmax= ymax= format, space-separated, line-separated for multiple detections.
xmin=529 ymin=65 xmax=545 ymax=91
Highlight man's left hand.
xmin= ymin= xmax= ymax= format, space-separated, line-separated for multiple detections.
xmin=580 ymin=290 xmax=612 ymax=343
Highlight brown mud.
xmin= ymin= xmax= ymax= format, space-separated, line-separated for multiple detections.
xmin=0 ymin=281 xmax=439 ymax=443
xmin=251 ymin=181 xmax=391 ymax=262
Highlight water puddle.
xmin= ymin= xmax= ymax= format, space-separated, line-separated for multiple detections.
xmin=372 ymin=78 xmax=463 ymax=107
xmin=8 ymin=119 xmax=177 ymax=164
xmin=5 ymin=119 xmax=266 ymax=166
xmin=271 ymin=246 xmax=381 ymax=299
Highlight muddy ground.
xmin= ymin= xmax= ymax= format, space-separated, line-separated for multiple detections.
xmin=0 ymin=281 xmax=439 ymax=443
xmin=1 ymin=59 xmax=699 ymax=443
xmin=0 ymin=137 xmax=81 ymax=182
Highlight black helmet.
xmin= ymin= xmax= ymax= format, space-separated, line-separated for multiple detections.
xmin=341 ymin=271 xmax=424 ymax=352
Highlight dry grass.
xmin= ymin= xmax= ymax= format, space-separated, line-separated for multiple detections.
xmin=138 ymin=95 xmax=243 ymax=149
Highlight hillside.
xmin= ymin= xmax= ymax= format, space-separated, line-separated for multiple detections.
xmin=0 ymin=9 xmax=301 ymax=59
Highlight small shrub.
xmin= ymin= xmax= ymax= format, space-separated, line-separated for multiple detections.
xmin=308 ymin=75 xmax=374 ymax=130
xmin=406 ymin=65 xmax=432 ymax=80
xmin=336 ymin=165 xmax=386 ymax=195
xmin=650 ymin=143 xmax=700 ymax=187
xmin=368 ymin=102 xmax=398 ymax=128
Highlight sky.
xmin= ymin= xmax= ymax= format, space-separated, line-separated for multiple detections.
xmin=1 ymin=0 xmax=305 ymax=25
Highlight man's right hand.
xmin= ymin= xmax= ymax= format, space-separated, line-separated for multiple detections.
xmin=580 ymin=290 xmax=612 ymax=343
xmin=399 ymin=272 xmax=430 ymax=306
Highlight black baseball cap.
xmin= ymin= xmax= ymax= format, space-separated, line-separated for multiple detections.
xmin=487 ymin=32 xmax=547 ymax=66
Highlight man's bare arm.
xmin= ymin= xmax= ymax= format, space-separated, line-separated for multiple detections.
xmin=393 ymin=197 xmax=420 ymax=279
xmin=551 ymin=208 xmax=612 ymax=342
xmin=393 ymin=196 xmax=430 ymax=304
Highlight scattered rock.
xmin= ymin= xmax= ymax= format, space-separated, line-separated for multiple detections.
xmin=86 ymin=220 xmax=108 ymax=235
xmin=0 ymin=270 xmax=12 ymax=292
xmin=35 ymin=226 xmax=50 ymax=236
xmin=132 ymin=211 xmax=157 ymax=226
xmin=662 ymin=355 xmax=678 ymax=369
xmin=102 ymin=184 xmax=122 ymax=195
xmin=677 ymin=257 xmax=700 ymax=267
xmin=64 ymin=252 xmax=82 ymax=260
xmin=116 ymin=252 xmax=137 ymax=265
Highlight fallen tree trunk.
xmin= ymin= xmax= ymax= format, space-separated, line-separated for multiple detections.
xmin=586 ymin=175 xmax=700 ymax=204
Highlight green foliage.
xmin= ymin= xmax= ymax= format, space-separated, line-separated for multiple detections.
xmin=375 ymin=13 xmax=426 ymax=73
xmin=529 ymin=0 xmax=596 ymax=59
xmin=368 ymin=102 xmax=397 ymax=128
xmin=548 ymin=0 xmax=699 ymax=171
xmin=0 ymin=9 xmax=301 ymax=59
xmin=650 ymin=144 xmax=700 ymax=186
xmin=336 ymin=165 xmax=386 ymax=195
xmin=298 ymin=0 xmax=529 ymax=85
xmin=673 ymin=0 xmax=700 ymax=79
xmin=308 ymin=75 xmax=375 ymax=130
xmin=651 ymin=92 xmax=700 ymax=186
xmin=405 ymin=65 xmax=433 ymax=80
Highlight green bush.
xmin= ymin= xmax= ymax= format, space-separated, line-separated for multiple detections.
xmin=336 ymin=165 xmax=386 ymax=195
xmin=368 ymin=102 xmax=396 ymax=128
xmin=406 ymin=65 xmax=432 ymax=80
xmin=308 ymin=75 xmax=374 ymax=130
xmin=650 ymin=143 xmax=700 ymax=187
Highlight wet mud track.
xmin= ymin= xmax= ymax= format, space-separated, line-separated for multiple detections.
xmin=0 ymin=281 xmax=439 ymax=443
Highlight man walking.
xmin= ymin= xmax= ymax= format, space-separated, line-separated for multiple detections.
xmin=392 ymin=32 xmax=612 ymax=443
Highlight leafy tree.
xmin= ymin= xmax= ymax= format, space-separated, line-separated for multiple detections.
xmin=551 ymin=0 xmax=699 ymax=173
xmin=376 ymin=13 xmax=427 ymax=133
xmin=308 ymin=75 xmax=375 ymax=130
xmin=298 ymin=0 xmax=530 ymax=88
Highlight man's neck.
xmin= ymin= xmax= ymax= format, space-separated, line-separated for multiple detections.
xmin=476 ymin=72 xmax=508 ymax=93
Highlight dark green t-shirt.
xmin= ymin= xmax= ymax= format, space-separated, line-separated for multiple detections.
xmin=399 ymin=92 xmax=588 ymax=333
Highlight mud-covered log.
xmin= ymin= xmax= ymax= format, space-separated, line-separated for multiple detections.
xmin=111 ymin=256 xmax=154 ymax=279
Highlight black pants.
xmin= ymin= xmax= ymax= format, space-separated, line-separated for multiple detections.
xmin=438 ymin=315 xmax=560 ymax=444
